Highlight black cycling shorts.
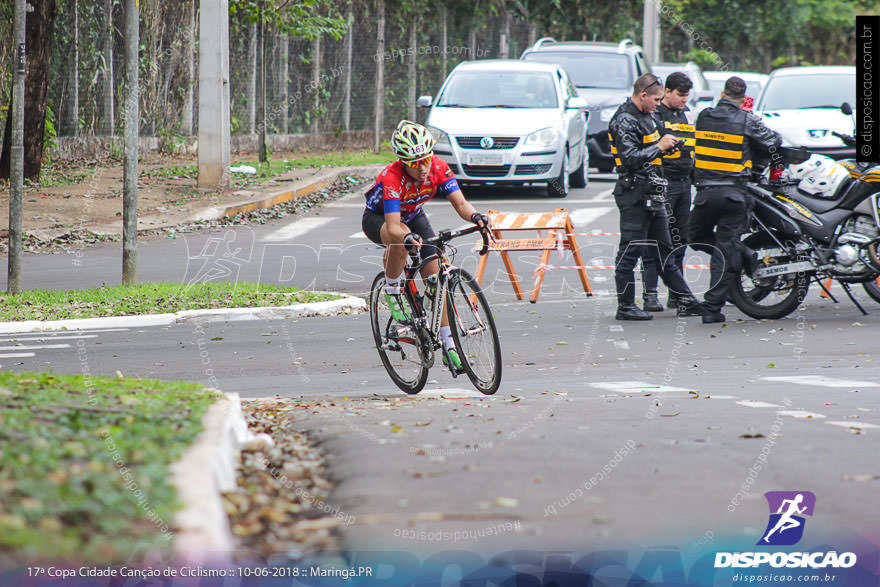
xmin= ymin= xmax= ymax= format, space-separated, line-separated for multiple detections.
xmin=362 ymin=209 xmax=438 ymax=262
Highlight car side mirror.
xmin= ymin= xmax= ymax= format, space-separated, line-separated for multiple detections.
xmin=417 ymin=95 xmax=433 ymax=108
xmin=840 ymin=102 xmax=853 ymax=116
xmin=566 ymin=97 xmax=588 ymax=110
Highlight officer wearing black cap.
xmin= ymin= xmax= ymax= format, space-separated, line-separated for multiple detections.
xmin=607 ymin=73 xmax=703 ymax=321
xmin=641 ymin=71 xmax=698 ymax=312
xmin=689 ymin=76 xmax=782 ymax=323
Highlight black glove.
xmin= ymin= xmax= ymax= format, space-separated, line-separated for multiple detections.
xmin=470 ymin=212 xmax=489 ymax=228
xmin=403 ymin=232 xmax=421 ymax=251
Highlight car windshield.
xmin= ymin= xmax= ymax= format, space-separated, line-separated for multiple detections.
xmin=759 ymin=74 xmax=855 ymax=110
xmin=524 ymin=52 xmax=630 ymax=89
xmin=437 ymin=71 xmax=559 ymax=108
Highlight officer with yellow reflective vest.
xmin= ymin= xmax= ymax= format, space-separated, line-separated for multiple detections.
xmin=641 ymin=71 xmax=697 ymax=312
xmin=689 ymin=76 xmax=782 ymax=324
xmin=608 ymin=73 xmax=703 ymax=321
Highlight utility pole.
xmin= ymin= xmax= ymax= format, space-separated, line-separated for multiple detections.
xmin=122 ymin=0 xmax=138 ymax=284
xmin=198 ymin=0 xmax=231 ymax=188
xmin=7 ymin=0 xmax=26 ymax=294
xmin=643 ymin=0 xmax=661 ymax=65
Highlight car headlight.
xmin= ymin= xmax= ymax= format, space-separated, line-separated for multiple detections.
xmin=426 ymin=125 xmax=450 ymax=146
xmin=524 ymin=127 xmax=559 ymax=147
xmin=599 ymin=106 xmax=617 ymax=122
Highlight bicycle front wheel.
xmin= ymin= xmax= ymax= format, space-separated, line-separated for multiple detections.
xmin=446 ymin=269 xmax=502 ymax=395
xmin=369 ymin=272 xmax=429 ymax=394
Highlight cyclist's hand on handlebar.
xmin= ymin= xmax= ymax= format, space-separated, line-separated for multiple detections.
xmin=403 ymin=232 xmax=422 ymax=251
xmin=470 ymin=212 xmax=490 ymax=229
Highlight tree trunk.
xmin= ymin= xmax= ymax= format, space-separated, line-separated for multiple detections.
xmin=101 ymin=0 xmax=115 ymax=135
xmin=440 ymin=4 xmax=447 ymax=81
xmin=181 ymin=0 xmax=195 ymax=135
xmin=256 ymin=2 xmax=266 ymax=161
xmin=247 ymin=21 xmax=257 ymax=134
xmin=343 ymin=7 xmax=352 ymax=132
xmin=408 ymin=19 xmax=416 ymax=121
xmin=311 ymin=36 xmax=320 ymax=136
xmin=499 ymin=10 xmax=510 ymax=59
xmin=279 ymin=32 xmax=288 ymax=134
xmin=61 ymin=0 xmax=79 ymax=136
xmin=122 ymin=0 xmax=139 ymax=284
xmin=469 ymin=27 xmax=476 ymax=61
xmin=528 ymin=22 xmax=536 ymax=47
xmin=0 ymin=0 xmax=58 ymax=180
xmin=374 ymin=0 xmax=384 ymax=151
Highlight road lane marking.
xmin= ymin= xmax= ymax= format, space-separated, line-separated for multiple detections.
xmin=589 ymin=188 xmax=614 ymax=202
xmin=612 ymin=340 xmax=630 ymax=350
xmin=349 ymin=231 xmax=367 ymax=239
xmin=261 ymin=217 xmax=337 ymax=242
xmin=736 ymin=400 xmax=783 ymax=408
xmin=761 ymin=376 xmax=880 ymax=388
xmin=569 ymin=207 xmax=614 ymax=227
xmin=419 ymin=388 xmax=486 ymax=398
xmin=588 ymin=381 xmax=692 ymax=393
xmin=0 ymin=353 xmax=36 ymax=358
xmin=826 ymin=421 xmax=879 ymax=430
xmin=777 ymin=410 xmax=826 ymax=419
xmin=0 ymin=344 xmax=70 ymax=351
xmin=0 ymin=334 xmax=100 ymax=342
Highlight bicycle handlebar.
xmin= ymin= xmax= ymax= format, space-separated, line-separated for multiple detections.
xmin=410 ymin=225 xmax=491 ymax=260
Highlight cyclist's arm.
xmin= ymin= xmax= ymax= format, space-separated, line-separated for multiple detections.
xmin=447 ymin=189 xmax=479 ymax=223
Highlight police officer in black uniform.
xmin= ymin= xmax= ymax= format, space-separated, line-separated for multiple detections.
xmin=608 ymin=73 xmax=703 ymax=321
xmin=689 ymin=76 xmax=782 ymax=323
xmin=642 ymin=72 xmax=697 ymax=311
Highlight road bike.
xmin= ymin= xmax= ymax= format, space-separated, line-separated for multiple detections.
xmin=368 ymin=225 xmax=502 ymax=395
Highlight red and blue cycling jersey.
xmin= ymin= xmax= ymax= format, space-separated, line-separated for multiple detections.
xmin=364 ymin=158 xmax=460 ymax=223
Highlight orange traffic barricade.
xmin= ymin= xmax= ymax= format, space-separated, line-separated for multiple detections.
xmin=474 ymin=208 xmax=592 ymax=303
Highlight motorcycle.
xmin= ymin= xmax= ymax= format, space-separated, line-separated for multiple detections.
xmin=728 ymin=105 xmax=880 ymax=320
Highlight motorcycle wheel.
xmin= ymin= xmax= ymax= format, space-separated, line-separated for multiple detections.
xmin=728 ymin=233 xmax=811 ymax=320
xmin=864 ymin=277 xmax=880 ymax=304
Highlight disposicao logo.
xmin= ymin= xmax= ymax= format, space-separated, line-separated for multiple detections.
xmin=714 ymin=491 xmax=858 ymax=569
xmin=759 ymin=491 xmax=815 ymax=546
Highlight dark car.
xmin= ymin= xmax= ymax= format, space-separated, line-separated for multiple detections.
xmin=522 ymin=38 xmax=653 ymax=172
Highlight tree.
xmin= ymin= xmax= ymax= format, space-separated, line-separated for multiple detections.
xmin=0 ymin=0 xmax=58 ymax=181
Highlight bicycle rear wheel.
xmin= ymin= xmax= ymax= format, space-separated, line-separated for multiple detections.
xmin=369 ymin=272 xmax=429 ymax=394
xmin=446 ymin=269 xmax=502 ymax=395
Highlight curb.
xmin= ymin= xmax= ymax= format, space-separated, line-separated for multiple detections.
xmin=169 ymin=391 xmax=264 ymax=563
xmin=189 ymin=164 xmax=384 ymax=222
xmin=0 ymin=295 xmax=367 ymax=334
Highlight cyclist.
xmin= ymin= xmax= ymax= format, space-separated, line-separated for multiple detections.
xmin=363 ymin=120 xmax=489 ymax=370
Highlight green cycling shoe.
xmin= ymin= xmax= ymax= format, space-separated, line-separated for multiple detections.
xmin=443 ymin=348 xmax=463 ymax=370
xmin=384 ymin=292 xmax=411 ymax=322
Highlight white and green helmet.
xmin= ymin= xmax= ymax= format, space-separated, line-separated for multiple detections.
xmin=392 ymin=120 xmax=436 ymax=162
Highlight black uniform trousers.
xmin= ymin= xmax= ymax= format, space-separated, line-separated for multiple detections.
xmin=614 ymin=182 xmax=695 ymax=305
xmin=642 ymin=177 xmax=692 ymax=293
xmin=687 ymin=186 xmax=750 ymax=313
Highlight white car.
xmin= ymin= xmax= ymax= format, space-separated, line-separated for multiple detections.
xmin=704 ymin=70 xmax=769 ymax=102
xmin=417 ymin=60 xmax=589 ymax=197
xmin=754 ymin=66 xmax=856 ymax=159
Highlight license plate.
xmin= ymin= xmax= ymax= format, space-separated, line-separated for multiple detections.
xmin=467 ymin=153 xmax=505 ymax=166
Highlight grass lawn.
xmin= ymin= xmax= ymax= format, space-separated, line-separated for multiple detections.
xmin=0 ymin=282 xmax=338 ymax=322
xmin=0 ymin=371 xmax=218 ymax=563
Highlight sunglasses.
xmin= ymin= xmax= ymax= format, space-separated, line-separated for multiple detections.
xmin=403 ymin=155 xmax=432 ymax=169
xmin=644 ymin=77 xmax=661 ymax=92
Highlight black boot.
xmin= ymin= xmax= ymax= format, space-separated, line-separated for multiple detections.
xmin=666 ymin=292 xmax=680 ymax=310
xmin=616 ymin=303 xmax=654 ymax=321
xmin=676 ymin=298 xmax=704 ymax=317
xmin=701 ymin=305 xmax=726 ymax=324
xmin=642 ymin=291 xmax=664 ymax=312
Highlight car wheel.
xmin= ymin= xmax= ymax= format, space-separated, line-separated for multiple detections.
xmin=548 ymin=149 xmax=570 ymax=198
xmin=570 ymin=144 xmax=588 ymax=188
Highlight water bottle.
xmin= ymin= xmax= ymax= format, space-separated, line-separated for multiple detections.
xmin=424 ymin=274 xmax=438 ymax=311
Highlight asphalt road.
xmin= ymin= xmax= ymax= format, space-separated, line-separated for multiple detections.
xmin=2 ymin=176 xmax=878 ymax=567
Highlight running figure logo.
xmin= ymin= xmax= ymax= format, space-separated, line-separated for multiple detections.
xmin=758 ymin=491 xmax=816 ymax=546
